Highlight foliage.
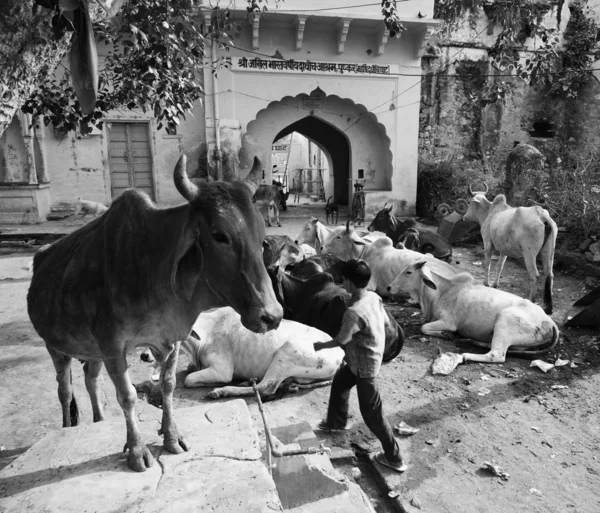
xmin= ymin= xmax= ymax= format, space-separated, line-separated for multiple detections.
xmin=435 ymin=0 xmax=599 ymax=104
xmin=533 ymin=150 xmax=600 ymax=242
xmin=20 ymin=0 xmax=404 ymax=134
xmin=416 ymin=155 xmax=499 ymax=216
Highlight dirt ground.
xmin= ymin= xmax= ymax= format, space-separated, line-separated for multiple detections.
xmin=1 ymin=207 xmax=599 ymax=513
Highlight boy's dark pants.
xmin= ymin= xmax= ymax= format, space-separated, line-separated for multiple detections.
xmin=326 ymin=363 xmax=403 ymax=464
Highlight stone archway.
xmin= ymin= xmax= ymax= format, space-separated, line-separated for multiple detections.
xmin=239 ymin=88 xmax=393 ymax=205
xmin=274 ymin=116 xmax=350 ymax=204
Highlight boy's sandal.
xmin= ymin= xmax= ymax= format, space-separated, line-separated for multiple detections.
xmin=375 ymin=451 xmax=408 ymax=473
xmin=317 ymin=419 xmax=353 ymax=432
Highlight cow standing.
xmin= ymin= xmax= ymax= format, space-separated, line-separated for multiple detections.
xmin=27 ymin=155 xmax=283 ymax=472
xmin=463 ymin=185 xmax=557 ymax=314
xmin=253 ymin=183 xmax=283 ymax=227
xmin=387 ymin=260 xmax=559 ymax=364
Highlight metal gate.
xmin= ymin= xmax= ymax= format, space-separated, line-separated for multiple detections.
xmin=108 ymin=122 xmax=155 ymax=200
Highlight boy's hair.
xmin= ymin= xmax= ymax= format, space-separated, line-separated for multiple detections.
xmin=341 ymin=259 xmax=371 ymax=289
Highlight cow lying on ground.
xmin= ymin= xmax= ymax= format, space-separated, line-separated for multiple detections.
xmin=368 ymin=204 xmax=452 ymax=261
xmin=267 ymin=265 xmax=404 ymax=362
xmin=295 ymin=217 xmax=384 ymax=254
xmin=387 ymin=260 xmax=559 ymax=364
xmin=396 ymin=228 xmax=453 ymax=262
xmin=262 ymin=235 xmax=304 ymax=269
xmin=253 ymin=183 xmax=283 ymax=227
xmin=177 ymin=307 xmax=343 ymax=399
xmin=322 ymin=221 xmax=457 ymax=297
xmin=289 ymin=254 xmax=345 ymax=283
xmin=27 ymin=155 xmax=282 ymax=472
xmin=463 ymin=184 xmax=557 ymax=314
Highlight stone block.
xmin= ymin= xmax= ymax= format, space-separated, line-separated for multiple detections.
xmin=0 ymin=400 xmax=282 ymax=513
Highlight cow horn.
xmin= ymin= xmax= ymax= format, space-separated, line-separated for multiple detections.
xmin=483 ymin=182 xmax=489 ymax=194
xmin=345 ymin=219 xmax=350 ymax=233
xmin=469 ymin=184 xmax=475 ymax=196
xmin=385 ymin=203 xmax=393 ymax=213
xmin=173 ymin=154 xmax=200 ymax=202
xmin=243 ymin=156 xmax=262 ymax=196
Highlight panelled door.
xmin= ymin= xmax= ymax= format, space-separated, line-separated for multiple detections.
xmin=108 ymin=122 xmax=155 ymax=200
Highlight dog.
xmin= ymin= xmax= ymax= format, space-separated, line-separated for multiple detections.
xmin=324 ymin=196 xmax=339 ymax=225
xmin=76 ymin=197 xmax=109 ymax=222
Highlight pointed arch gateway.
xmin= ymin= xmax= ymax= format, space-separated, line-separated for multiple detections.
xmin=239 ymin=88 xmax=393 ymax=206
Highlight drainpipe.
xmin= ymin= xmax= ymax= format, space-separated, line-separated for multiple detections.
xmin=210 ymin=34 xmax=222 ymax=181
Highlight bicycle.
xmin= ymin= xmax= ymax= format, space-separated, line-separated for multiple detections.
xmin=351 ymin=182 xmax=366 ymax=226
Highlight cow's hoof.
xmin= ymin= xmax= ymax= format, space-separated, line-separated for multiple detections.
xmin=126 ymin=444 xmax=155 ymax=472
xmin=207 ymin=389 xmax=222 ymax=399
xmin=163 ymin=433 xmax=190 ymax=454
xmin=277 ymin=223 xmax=282 ymax=227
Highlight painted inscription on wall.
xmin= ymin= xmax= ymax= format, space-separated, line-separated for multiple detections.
xmin=236 ymin=57 xmax=390 ymax=75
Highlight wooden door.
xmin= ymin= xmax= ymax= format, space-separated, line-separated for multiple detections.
xmin=108 ymin=123 xmax=154 ymax=200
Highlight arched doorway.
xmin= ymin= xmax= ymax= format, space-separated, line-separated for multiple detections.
xmin=240 ymin=88 xmax=393 ymax=206
xmin=274 ymin=117 xmax=350 ymax=204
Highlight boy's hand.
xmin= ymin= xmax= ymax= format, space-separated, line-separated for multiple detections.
xmin=313 ymin=342 xmax=325 ymax=352
xmin=314 ymin=340 xmax=337 ymax=352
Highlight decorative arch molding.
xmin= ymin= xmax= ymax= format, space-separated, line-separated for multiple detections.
xmin=239 ymin=88 xmax=394 ymax=193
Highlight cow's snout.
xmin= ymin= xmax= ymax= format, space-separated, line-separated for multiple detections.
xmin=294 ymin=240 xmax=299 ymax=244
xmin=260 ymin=312 xmax=280 ymax=331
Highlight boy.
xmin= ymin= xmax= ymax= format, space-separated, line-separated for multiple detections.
xmin=313 ymin=259 xmax=407 ymax=473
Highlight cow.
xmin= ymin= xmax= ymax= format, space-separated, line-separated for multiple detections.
xmin=369 ymin=204 xmax=452 ymax=261
xmin=387 ymin=260 xmax=559 ymax=364
xmin=396 ymin=228 xmax=453 ymax=262
xmin=322 ymin=221 xmax=457 ymax=297
xmin=295 ymin=217 xmax=385 ymax=255
xmin=463 ymin=184 xmax=557 ymax=314
xmin=180 ymin=307 xmax=343 ymax=399
xmin=272 ymin=180 xmax=289 ymax=211
xmin=253 ymin=183 xmax=283 ymax=227
xmin=288 ymin=254 xmax=346 ymax=283
xmin=267 ymin=265 xmax=404 ymax=362
xmin=27 ymin=154 xmax=283 ymax=472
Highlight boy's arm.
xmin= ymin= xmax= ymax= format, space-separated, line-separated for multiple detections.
xmin=313 ymin=311 xmax=361 ymax=352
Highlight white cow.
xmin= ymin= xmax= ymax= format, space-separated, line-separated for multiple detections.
xmin=387 ymin=260 xmax=559 ymax=364
xmin=178 ymin=307 xmax=343 ymax=398
xmin=295 ymin=217 xmax=385 ymax=254
xmin=321 ymin=221 xmax=457 ymax=297
xmin=463 ymin=186 xmax=557 ymax=314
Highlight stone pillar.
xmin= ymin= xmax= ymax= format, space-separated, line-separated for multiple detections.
xmin=18 ymin=111 xmax=37 ymax=185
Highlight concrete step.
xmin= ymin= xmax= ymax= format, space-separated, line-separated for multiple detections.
xmin=0 ymin=400 xmax=283 ymax=513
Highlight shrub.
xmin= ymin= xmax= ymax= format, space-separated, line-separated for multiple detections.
xmin=417 ymin=156 xmax=500 ymax=217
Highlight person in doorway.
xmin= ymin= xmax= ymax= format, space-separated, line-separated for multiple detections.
xmin=313 ymin=259 xmax=407 ymax=473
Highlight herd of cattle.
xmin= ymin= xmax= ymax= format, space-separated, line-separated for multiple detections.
xmin=25 ymin=155 xmax=560 ymax=472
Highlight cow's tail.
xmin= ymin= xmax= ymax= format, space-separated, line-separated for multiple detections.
xmin=539 ymin=208 xmax=558 ymax=314
xmin=505 ymin=322 xmax=559 ymax=360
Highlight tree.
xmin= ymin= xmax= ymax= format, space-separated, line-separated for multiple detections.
xmin=0 ymin=0 xmax=406 ymax=138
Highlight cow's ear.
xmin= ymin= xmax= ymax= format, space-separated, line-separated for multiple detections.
xmin=171 ymin=226 xmax=204 ymax=303
xmin=422 ymin=277 xmax=437 ymax=290
xmin=418 ymin=264 xmax=437 ymax=290
xmin=352 ymin=239 xmax=366 ymax=246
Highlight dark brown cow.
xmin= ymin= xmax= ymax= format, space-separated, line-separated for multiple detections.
xmin=253 ymin=184 xmax=283 ymax=227
xmin=27 ymin=155 xmax=283 ymax=472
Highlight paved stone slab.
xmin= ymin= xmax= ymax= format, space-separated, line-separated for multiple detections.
xmin=0 ymin=400 xmax=282 ymax=513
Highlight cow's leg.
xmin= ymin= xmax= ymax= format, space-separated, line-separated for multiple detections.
xmin=83 ymin=359 xmax=105 ymax=423
xmin=492 ymin=255 xmax=508 ymax=288
xmin=523 ymin=250 xmax=540 ymax=303
xmin=47 ymin=345 xmax=79 ymax=427
xmin=103 ymin=355 xmax=154 ymax=472
xmin=483 ymin=244 xmax=493 ymax=287
xmin=421 ymin=318 xmax=457 ymax=338
xmin=462 ymin=329 xmax=511 ymax=364
xmin=273 ymin=204 xmax=282 ymax=227
xmin=159 ymin=341 xmax=190 ymax=455
xmin=184 ymin=358 xmax=234 ymax=388
xmin=540 ymin=245 xmax=554 ymax=314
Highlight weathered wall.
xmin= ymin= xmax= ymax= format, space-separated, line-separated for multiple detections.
xmin=417 ymin=0 xmax=600 ymax=184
